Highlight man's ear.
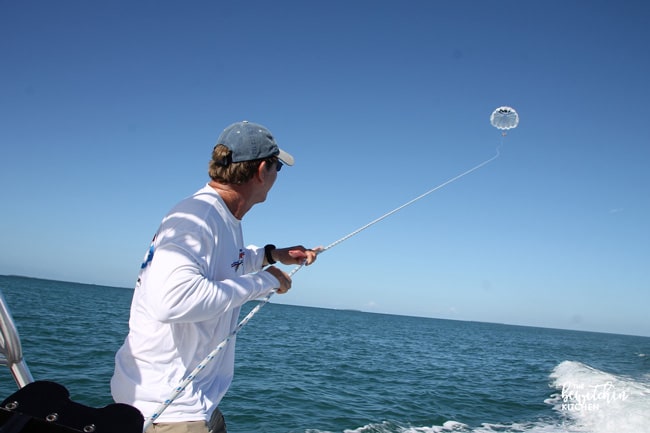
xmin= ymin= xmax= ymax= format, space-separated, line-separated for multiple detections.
xmin=255 ymin=160 xmax=269 ymax=182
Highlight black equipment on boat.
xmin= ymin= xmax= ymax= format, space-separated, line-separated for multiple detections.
xmin=0 ymin=381 xmax=143 ymax=433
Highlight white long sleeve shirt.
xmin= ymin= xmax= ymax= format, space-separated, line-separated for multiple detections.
xmin=111 ymin=184 xmax=278 ymax=423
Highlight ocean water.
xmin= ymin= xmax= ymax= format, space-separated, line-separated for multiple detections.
xmin=0 ymin=275 xmax=648 ymax=433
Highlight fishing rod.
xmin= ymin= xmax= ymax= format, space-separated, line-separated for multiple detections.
xmin=143 ymin=146 xmax=502 ymax=430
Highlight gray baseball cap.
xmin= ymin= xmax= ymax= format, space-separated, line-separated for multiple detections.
xmin=216 ymin=121 xmax=294 ymax=166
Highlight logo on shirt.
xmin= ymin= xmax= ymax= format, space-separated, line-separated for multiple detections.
xmin=231 ymin=249 xmax=245 ymax=272
xmin=141 ymin=235 xmax=157 ymax=269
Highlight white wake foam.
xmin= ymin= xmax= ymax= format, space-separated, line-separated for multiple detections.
xmin=546 ymin=360 xmax=650 ymax=433
xmin=335 ymin=360 xmax=650 ymax=433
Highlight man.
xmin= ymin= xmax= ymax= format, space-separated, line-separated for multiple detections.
xmin=111 ymin=121 xmax=319 ymax=432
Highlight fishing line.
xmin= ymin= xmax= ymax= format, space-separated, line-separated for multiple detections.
xmin=144 ymin=145 xmax=502 ymax=430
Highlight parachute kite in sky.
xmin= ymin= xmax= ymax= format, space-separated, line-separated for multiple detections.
xmin=490 ymin=106 xmax=519 ymax=132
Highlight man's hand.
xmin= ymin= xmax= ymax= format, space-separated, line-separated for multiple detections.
xmin=272 ymin=245 xmax=322 ymax=266
xmin=263 ymin=266 xmax=292 ymax=294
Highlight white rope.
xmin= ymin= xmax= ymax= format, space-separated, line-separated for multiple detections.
xmin=321 ymin=147 xmax=501 ymax=252
xmin=143 ymin=147 xmax=501 ymax=431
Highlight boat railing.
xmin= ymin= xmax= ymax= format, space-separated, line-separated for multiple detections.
xmin=0 ymin=290 xmax=34 ymax=388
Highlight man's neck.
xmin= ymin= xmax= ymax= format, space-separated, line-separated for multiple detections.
xmin=208 ymin=180 xmax=254 ymax=220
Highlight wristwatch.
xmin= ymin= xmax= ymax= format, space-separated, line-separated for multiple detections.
xmin=264 ymin=244 xmax=276 ymax=265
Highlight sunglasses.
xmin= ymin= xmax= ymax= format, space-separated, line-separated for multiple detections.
xmin=275 ymin=160 xmax=283 ymax=172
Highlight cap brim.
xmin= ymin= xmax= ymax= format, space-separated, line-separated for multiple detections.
xmin=278 ymin=148 xmax=294 ymax=166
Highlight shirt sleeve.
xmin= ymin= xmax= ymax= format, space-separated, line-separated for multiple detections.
xmin=244 ymin=244 xmax=265 ymax=273
xmin=139 ymin=212 xmax=278 ymax=324
xmin=143 ymin=246 xmax=279 ymax=323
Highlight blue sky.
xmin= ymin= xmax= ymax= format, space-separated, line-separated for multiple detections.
xmin=1 ymin=1 xmax=648 ymax=337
